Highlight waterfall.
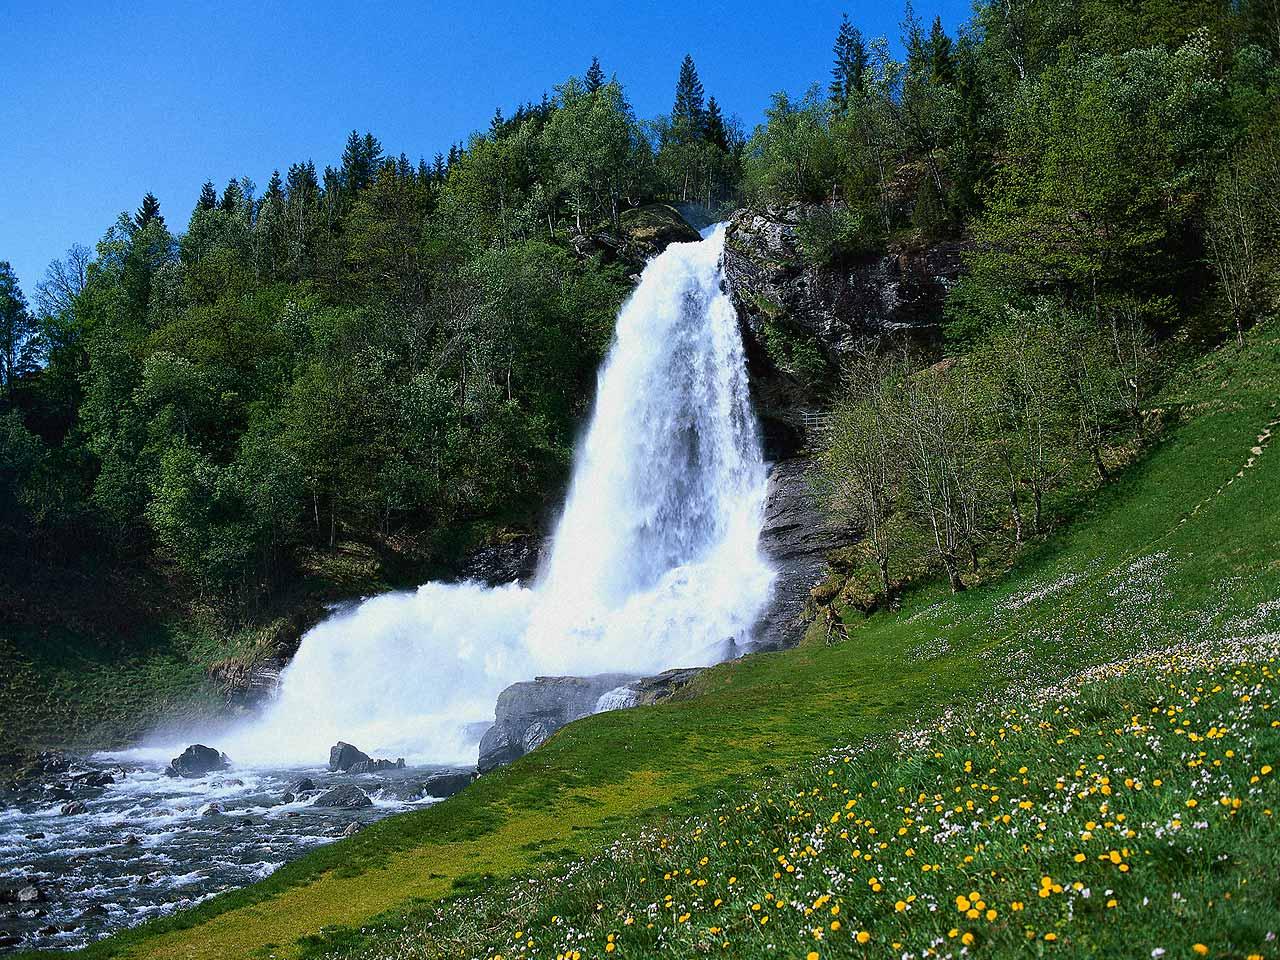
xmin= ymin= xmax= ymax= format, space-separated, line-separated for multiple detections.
xmin=219 ymin=225 xmax=774 ymax=766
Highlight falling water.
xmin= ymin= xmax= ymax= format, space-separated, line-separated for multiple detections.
xmin=219 ymin=225 xmax=774 ymax=766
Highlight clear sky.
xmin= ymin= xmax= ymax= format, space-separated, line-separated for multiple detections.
xmin=0 ymin=0 xmax=970 ymax=300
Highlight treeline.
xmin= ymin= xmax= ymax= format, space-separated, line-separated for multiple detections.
xmin=0 ymin=54 xmax=741 ymax=602
xmin=802 ymin=0 xmax=1280 ymax=604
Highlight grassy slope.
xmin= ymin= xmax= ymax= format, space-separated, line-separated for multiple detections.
xmin=31 ymin=322 xmax=1280 ymax=960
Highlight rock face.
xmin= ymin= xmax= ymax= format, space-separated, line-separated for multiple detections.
xmin=313 ymin=784 xmax=372 ymax=808
xmin=750 ymin=459 xmax=849 ymax=651
xmin=328 ymin=742 xmax=371 ymax=772
xmin=723 ymin=203 xmax=966 ymax=365
xmin=459 ymin=534 xmax=543 ymax=585
xmin=420 ymin=770 xmax=473 ymax=799
xmin=165 ymin=744 xmax=230 ymax=779
xmin=477 ymin=673 xmax=638 ymax=773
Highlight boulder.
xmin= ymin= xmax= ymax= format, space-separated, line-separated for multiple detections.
xmin=460 ymin=534 xmax=543 ymax=585
xmin=165 ymin=744 xmax=230 ymax=779
xmin=313 ymin=784 xmax=372 ymax=808
xmin=290 ymin=777 xmax=316 ymax=794
xmin=419 ymin=770 xmax=474 ymax=799
xmin=341 ymin=821 xmax=362 ymax=837
xmin=59 ymin=800 xmax=86 ymax=816
xmin=17 ymin=885 xmax=42 ymax=903
xmin=327 ymin=742 xmax=371 ymax=772
xmin=477 ymin=673 xmax=638 ymax=773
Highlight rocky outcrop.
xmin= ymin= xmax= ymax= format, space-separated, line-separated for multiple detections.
xmin=751 ymin=458 xmax=849 ymax=651
xmin=347 ymin=758 xmax=405 ymax=774
xmin=328 ymin=742 xmax=370 ymax=772
xmin=477 ymin=673 xmax=638 ymax=773
xmin=723 ymin=204 xmax=966 ymax=366
xmin=571 ymin=203 xmax=702 ymax=273
xmin=459 ymin=534 xmax=543 ymax=585
xmin=164 ymin=744 xmax=230 ymax=779
xmin=419 ymin=770 xmax=473 ymax=798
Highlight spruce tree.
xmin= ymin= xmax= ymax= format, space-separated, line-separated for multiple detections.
xmin=134 ymin=192 xmax=164 ymax=230
xmin=928 ymin=17 xmax=956 ymax=85
xmin=705 ymin=96 xmax=730 ymax=152
xmin=0 ymin=261 xmax=37 ymax=398
xmin=220 ymin=178 xmax=243 ymax=213
xmin=830 ymin=13 xmax=870 ymax=108
xmin=198 ymin=180 xmax=218 ymax=211
xmin=672 ymin=54 xmax=706 ymax=144
xmin=585 ymin=56 xmax=606 ymax=93
xmin=266 ymin=169 xmax=285 ymax=202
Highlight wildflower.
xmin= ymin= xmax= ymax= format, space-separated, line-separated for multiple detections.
xmin=856 ymin=931 xmax=870 ymax=944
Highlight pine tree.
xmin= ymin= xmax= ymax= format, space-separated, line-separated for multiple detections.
xmin=220 ymin=178 xmax=243 ymax=213
xmin=830 ymin=13 xmax=870 ymax=108
xmin=433 ymin=153 xmax=447 ymax=182
xmin=672 ymin=54 xmax=706 ymax=143
xmin=341 ymin=131 xmax=383 ymax=191
xmin=585 ymin=56 xmax=606 ymax=93
xmin=198 ymin=180 xmax=218 ymax=211
xmin=928 ymin=16 xmax=956 ymax=86
xmin=266 ymin=169 xmax=285 ymax=202
xmin=134 ymin=192 xmax=164 ymax=230
xmin=705 ymin=96 xmax=730 ymax=152
xmin=490 ymin=107 xmax=505 ymax=135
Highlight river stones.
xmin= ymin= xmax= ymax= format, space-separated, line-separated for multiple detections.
xmin=327 ymin=741 xmax=371 ymax=772
xmin=59 ymin=800 xmax=86 ymax=816
xmin=164 ymin=744 xmax=230 ymax=778
xmin=313 ymin=784 xmax=372 ymax=808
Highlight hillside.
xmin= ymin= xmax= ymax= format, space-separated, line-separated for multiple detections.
xmin=36 ymin=317 xmax=1278 ymax=960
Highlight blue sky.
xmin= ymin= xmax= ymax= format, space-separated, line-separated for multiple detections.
xmin=0 ymin=0 xmax=970 ymax=299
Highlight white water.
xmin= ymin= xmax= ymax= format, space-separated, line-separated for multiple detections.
xmin=195 ymin=225 xmax=772 ymax=767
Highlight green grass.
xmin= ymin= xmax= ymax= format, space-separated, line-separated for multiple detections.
xmin=22 ymin=321 xmax=1280 ymax=959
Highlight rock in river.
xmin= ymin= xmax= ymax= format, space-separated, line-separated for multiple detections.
xmin=327 ymin=741 xmax=371 ymax=772
xmin=165 ymin=744 xmax=230 ymax=778
xmin=313 ymin=784 xmax=373 ymax=809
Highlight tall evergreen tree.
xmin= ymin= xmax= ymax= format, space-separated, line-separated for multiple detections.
xmin=671 ymin=54 xmax=707 ymax=143
xmin=705 ymin=96 xmax=730 ymax=152
xmin=265 ymin=169 xmax=285 ymax=202
xmin=220 ymin=178 xmax=243 ymax=213
xmin=134 ymin=192 xmax=164 ymax=230
xmin=585 ymin=56 xmax=606 ymax=93
xmin=197 ymin=180 xmax=218 ymax=211
xmin=830 ymin=13 xmax=870 ymax=108
xmin=927 ymin=16 xmax=956 ymax=86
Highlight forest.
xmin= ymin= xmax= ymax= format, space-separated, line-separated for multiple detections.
xmin=2 ymin=0 xmax=1279 ymax=623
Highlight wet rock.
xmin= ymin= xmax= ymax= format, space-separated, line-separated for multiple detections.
xmin=122 ymin=834 xmax=142 ymax=846
xmin=346 ymin=758 xmax=405 ymax=774
xmin=24 ymin=832 xmax=45 ymax=840
xmin=341 ymin=821 xmax=362 ymax=837
xmin=460 ymin=534 xmax=544 ymax=585
xmin=60 ymin=800 xmax=87 ymax=815
xmin=420 ymin=770 xmax=474 ymax=799
xmin=750 ymin=458 xmax=850 ymax=651
xmin=290 ymin=777 xmax=316 ymax=794
xmin=328 ymin=742 xmax=371 ymax=772
xmin=0 ymin=934 xmax=20 ymax=948
xmin=71 ymin=770 xmax=115 ymax=788
xmin=313 ymin=784 xmax=372 ymax=809
xmin=280 ymin=792 xmax=295 ymax=805
xmin=165 ymin=744 xmax=230 ymax=778
xmin=630 ymin=667 xmax=708 ymax=705
xmin=17 ymin=885 xmax=43 ymax=903
xmin=478 ymin=673 xmax=638 ymax=773
xmin=202 ymin=802 xmax=223 ymax=817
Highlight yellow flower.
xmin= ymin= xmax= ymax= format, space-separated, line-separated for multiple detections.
xmin=1045 ymin=932 xmax=1058 ymax=942
xmin=1192 ymin=946 xmax=1208 ymax=956
xmin=856 ymin=931 xmax=870 ymax=944
xmin=894 ymin=900 xmax=907 ymax=913
xmin=605 ymin=945 xmax=616 ymax=954
xmin=807 ymin=953 xmax=820 ymax=960
xmin=961 ymin=932 xmax=975 ymax=946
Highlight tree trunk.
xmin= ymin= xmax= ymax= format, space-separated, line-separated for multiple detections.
xmin=944 ymin=557 xmax=966 ymax=593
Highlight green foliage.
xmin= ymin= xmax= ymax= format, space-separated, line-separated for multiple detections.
xmin=794 ymin=204 xmax=885 ymax=265
xmin=743 ymin=88 xmax=840 ymax=203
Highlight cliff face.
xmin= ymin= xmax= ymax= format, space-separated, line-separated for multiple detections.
xmin=723 ymin=204 xmax=967 ymax=365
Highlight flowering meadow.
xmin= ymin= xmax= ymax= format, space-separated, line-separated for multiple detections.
xmin=329 ymin=631 xmax=1278 ymax=960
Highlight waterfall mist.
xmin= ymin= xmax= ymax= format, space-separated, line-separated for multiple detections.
xmin=216 ymin=225 xmax=774 ymax=766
